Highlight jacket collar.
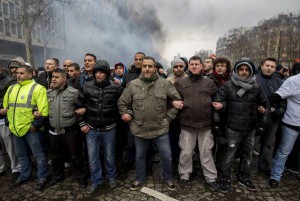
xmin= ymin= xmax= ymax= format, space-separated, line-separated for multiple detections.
xmin=18 ymin=79 xmax=34 ymax=86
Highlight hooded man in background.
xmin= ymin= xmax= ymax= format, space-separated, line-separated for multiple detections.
xmin=7 ymin=57 xmax=25 ymax=82
xmin=111 ymin=62 xmax=128 ymax=85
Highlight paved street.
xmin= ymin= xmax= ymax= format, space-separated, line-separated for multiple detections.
xmin=0 ymin=154 xmax=299 ymax=201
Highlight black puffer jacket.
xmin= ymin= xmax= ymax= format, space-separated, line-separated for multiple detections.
xmin=77 ymin=79 xmax=123 ymax=129
xmin=214 ymin=81 xmax=269 ymax=131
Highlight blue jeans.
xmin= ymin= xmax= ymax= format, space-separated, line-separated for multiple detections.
xmin=270 ymin=125 xmax=300 ymax=181
xmin=134 ymin=133 xmax=172 ymax=183
xmin=86 ymin=128 xmax=116 ymax=186
xmin=13 ymin=131 xmax=48 ymax=180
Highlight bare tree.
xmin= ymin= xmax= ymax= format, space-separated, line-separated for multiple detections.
xmin=18 ymin=0 xmax=54 ymax=67
xmin=216 ymin=13 xmax=300 ymax=66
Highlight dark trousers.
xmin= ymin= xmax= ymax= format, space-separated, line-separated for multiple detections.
xmin=221 ymin=128 xmax=256 ymax=180
xmin=115 ymin=117 xmax=128 ymax=161
xmin=49 ymin=126 xmax=85 ymax=180
xmin=169 ymin=119 xmax=181 ymax=163
xmin=258 ymin=119 xmax=280 ymax=171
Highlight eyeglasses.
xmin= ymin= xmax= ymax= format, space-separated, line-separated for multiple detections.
xmin=173 ymin=65 xmax=184 ymax=69
xmin=63 ymin=65 xmax=71 ymax=67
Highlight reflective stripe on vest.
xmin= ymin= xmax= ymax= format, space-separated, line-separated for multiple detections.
xmin=8 ymin=83 xmax=38 ymax=109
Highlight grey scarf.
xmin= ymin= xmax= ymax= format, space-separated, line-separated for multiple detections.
xmin=231 ymin=71 xmax=256 ymax=97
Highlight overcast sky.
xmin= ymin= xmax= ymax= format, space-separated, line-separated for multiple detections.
xmin=148 ymin=0 xmax=300 ymax=62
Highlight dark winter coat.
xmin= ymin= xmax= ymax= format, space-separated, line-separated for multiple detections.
xmin=0 ymin=72 xmax=14 ymax=119
xmin=174 ymin=76 xmax=217 ymax=130
xmin=77 ymin=79 xmax=123 ymax=130
xmin=214 ymin=81 xmax=269 ymax=131
xmin=121 ymin=65 xmax=141 ymax=87
xmin=36 ymin=71 xmax=52 ymax=89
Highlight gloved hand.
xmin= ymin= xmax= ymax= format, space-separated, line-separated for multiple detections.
xmin=271 ymin=109 xmax=281 ymax=121
xmin=213 ymin=125 xmax=226 ymax=145
xmin=256 ymin=126 xmax=266 ymax=136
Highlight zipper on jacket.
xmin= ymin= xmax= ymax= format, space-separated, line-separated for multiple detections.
xmin=12 ymin=85 xmax=22 ymax=137
xmin=57 ymin=91 xmax=61 ymax=130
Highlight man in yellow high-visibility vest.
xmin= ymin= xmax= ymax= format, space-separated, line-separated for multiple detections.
xmin=0 ymin=63 xmax=49 ymax=191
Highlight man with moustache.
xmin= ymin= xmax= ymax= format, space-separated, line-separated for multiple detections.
xmin=167 ymin=58 xmax=187 ymax=164
xmin=118 ymin=56 xmax=181 ymax=191
xmin=167 ymin=58 xmax=187 ymax=85
xmin=37 ymin=57 xmax=60 ymax=89
xmin=77 ymin=60 xmax=122 ymax=194
xmin=47 ymin=68 xmax=86 ymax=187
xmin=173 ymin=56 xmax=219 ymax=191
xmin=213 ymin=59 xmax=269 ymax=193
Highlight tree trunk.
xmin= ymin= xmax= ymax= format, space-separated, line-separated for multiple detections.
xmin=24 ymin=28 xmax=35 ymax=68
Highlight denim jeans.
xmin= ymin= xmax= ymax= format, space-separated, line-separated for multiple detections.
xmin=270 ymin=125 xmax=300 ymax=181
xmin=134 ymin=133 xmax=172 ymax=183
xmin=221 ymin=128 xmax=256 ymax=180
xmin=259 ymin=119 xmax=280 ymax=171
xmin=13 ymin=130 xmax=48 ymax=180
xmin=86 ymin=128 xmax=116 ymax=186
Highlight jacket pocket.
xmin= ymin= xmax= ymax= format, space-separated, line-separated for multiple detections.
xmin=62 ymin=112 xmax=74 ymax=118
xmin=48 ymin=96 xmax=55 ymax=102
xmin=62 ymin=97 xmax=75 ymax=103
xmin=155 ymin=94 xmax=167 ymax=111
xmin=133 ymin=94 xmax=145 ymax=111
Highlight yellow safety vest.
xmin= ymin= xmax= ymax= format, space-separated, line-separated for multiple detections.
xmin=3 ymin=79 xmax=49 ymax=137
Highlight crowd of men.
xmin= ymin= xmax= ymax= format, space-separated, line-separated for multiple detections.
xmin=0 ymin=52 xmax=299 ymax=195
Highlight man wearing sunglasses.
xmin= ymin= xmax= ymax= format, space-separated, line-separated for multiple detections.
xmin=167 ymin=58 xmax=187 ymax=85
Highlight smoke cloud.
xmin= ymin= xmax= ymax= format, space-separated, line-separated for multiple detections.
xmin=51 ymin=0 xmax=299 ymax=68
xmin=60 ymin=0 xmax=166 ymax=67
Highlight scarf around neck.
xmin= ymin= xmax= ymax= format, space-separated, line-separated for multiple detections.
xmin=231 ymin=71 xmax=256 ymax=97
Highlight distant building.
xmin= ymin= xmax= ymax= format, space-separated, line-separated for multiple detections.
xmin=0 ymin=0 xmax=64 ymax=67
